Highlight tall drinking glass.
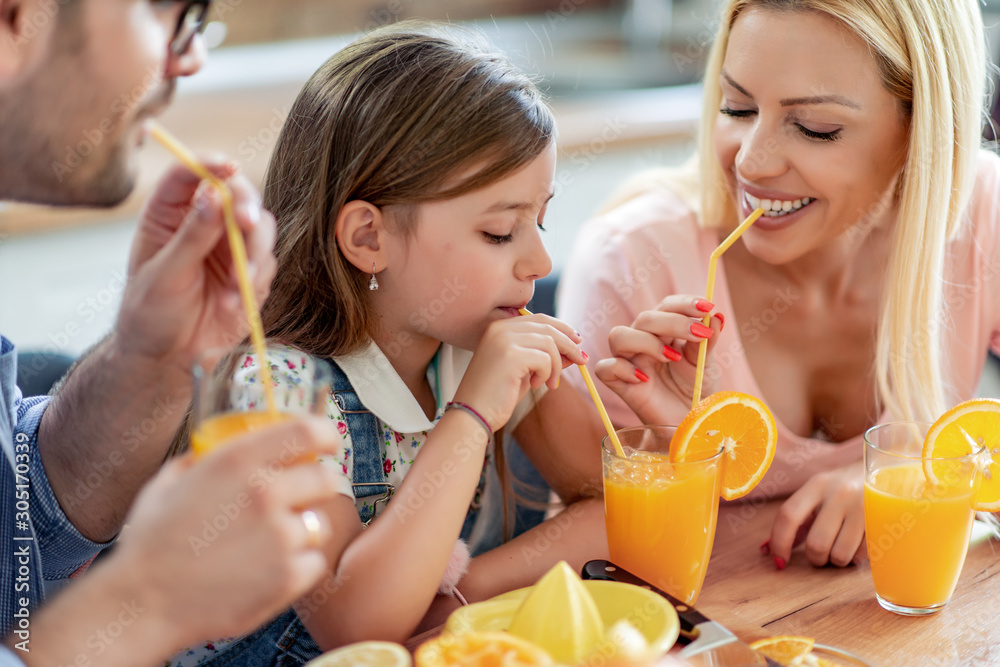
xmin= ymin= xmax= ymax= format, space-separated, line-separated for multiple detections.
xmin=191 ymin=345 xmax=333 ymax=457
xmin=602 ymin=425 xmax=723 ymax=605
xmin=863 ymin=422 xmax=980 ymax=615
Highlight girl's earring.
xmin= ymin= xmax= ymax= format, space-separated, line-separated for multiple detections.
xmin=369 ymin=262 xmax=379 ymax=291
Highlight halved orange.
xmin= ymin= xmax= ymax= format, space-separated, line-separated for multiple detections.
xmin=749 ymin=636 xmax=815 ymax=665
xmin=415 ymin=631 xmax=553 ymax=667
xmin=922 ymin=398 xmax=1000 ymax=510
xmin=670 ymin=391 xmax=777 ymax=500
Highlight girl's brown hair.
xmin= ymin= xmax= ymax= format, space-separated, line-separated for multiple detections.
xmin=260 ymin=21 xmax=556 ymax=539
xmin=261 ymin=21 xmax=555 ymax=357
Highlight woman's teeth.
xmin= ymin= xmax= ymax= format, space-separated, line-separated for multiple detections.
xmin=745 ymin=193 xmax=814 ymax=217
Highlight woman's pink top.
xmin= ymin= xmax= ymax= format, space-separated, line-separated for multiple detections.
xmin=559 ymin=151 xmax=1000 ymax=498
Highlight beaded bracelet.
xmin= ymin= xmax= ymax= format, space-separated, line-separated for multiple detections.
xmin=444 ymin=401 xmax=492 ymax=437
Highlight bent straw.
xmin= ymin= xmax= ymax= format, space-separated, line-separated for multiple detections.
xmin=148 ymin=121 xmax=276 ymax=413
xmin=690 ymin=207 xmax=765 ymax=408
xmin=517 ymin=308 xmax=626 ymax=457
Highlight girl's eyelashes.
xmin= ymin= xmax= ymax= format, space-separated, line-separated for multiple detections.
xmin=537 ymin=222 xmax=547 ymax=232
xmin=484 ymin=231 xmax=514 ymax=244
xmin=719 ymin=106 xmax=843 ymax=142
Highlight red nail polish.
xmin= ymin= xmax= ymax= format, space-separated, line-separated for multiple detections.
xmin=773 ymin=556 xmax=786 ymax=570
xmin=713 ymin=312 xmax=725 ymax=332
xmin=760 ymin=539 xmax=770 ymax=555
xmin=691 ymin=322 xmax=714 ymax=338
xmin=663 ymin=345 xmax=682 ymax=362
xmin=634 ymin=368 xmax=650 ymax=382
xmin=695 ymin=298 xmax=714 ymax=313
xmin=580 ymin=351 xmax=589 ymax=362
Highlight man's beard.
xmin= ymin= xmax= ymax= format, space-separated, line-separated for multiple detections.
xmin=0 ymin=80 xmax=176 ymax=208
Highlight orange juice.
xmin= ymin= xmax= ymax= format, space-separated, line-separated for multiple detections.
xmin=864 ymin=462 xmax=975 ymax=609
xmin=603 ymin=451 xmax=720 ymax=605
xmin=191 ymin=411 xmax=292 ymax=457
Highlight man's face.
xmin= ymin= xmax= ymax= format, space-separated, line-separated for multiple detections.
xmin=0 ymin=0 xmax=206 ymax=206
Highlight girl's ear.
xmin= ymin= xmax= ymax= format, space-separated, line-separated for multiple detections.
xmin=335 ymin=200 xmax=387 ymax=273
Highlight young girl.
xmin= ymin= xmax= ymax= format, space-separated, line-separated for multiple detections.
xmin=169 ymin=20 xmax=610 ymax=665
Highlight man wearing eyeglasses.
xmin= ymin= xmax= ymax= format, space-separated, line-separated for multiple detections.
xmin=0 ymin=1 xmax=345 ymax=664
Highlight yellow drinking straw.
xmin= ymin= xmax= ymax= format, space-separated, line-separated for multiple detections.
xmin=518 ymin=308 xmax=626 ymax=457
xmin=147 ymin=121 xmax=276 ymax=413
xmin=690 ymin=207 xmax=765 ymax=408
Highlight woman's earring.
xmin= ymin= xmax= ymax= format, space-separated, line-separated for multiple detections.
xmin=369 ymin=262 xmax=379 ymax=291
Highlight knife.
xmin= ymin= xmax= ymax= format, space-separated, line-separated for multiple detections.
xmin=581 ymin=560 xmax=781 ymax=667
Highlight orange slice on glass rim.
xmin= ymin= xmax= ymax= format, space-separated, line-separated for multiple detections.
xmin=670 ymin=391 xmax=777 ymax=500
xmin=922 ymin=398 xmax=1000 ymax=511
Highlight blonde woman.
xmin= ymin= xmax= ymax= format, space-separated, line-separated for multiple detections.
xmin=560 ymin=0 xmax=997 ymax=570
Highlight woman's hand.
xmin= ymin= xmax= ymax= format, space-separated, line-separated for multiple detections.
xmin=454 ymin=313 xmax=586 ymax=431
xmin=768 ymin=461 xmax=867 ymax=568
xmin=593 ymin=296 xmax=723 ymax=425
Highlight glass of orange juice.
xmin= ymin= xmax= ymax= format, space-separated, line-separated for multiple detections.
xmin=191 ymin=345 xmax=333 ymax=457
xmin=602 ymin=425 xmax=723 ymax=605
xmin=863 ymin=422 xmax=981 ymax=615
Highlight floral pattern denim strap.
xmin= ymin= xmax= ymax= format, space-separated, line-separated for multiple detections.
xmin=329 ymin=361 xmax=391 ymax=525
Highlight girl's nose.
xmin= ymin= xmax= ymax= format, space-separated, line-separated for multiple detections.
xmin=518 ymin=228 xmax=552 ymax=282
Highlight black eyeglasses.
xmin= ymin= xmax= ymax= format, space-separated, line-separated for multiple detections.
xmin=170 ymin=0 xmax=212 ymax=55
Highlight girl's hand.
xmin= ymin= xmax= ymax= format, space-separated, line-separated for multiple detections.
xmin=593 ymin=296 xmax=723 ymax=425
xmin=768 ymin=461 xmax=867 ymax=569
xmin=454 ymin=313 xmax=586 ymax=431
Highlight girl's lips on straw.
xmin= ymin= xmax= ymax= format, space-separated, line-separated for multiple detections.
xmin=499 ymin=306 xmax=523 ymax=317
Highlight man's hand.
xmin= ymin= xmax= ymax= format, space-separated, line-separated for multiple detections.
xmin=116 ymin=160 xmax=277 ymax=372
xmin=39 ymin=159 xmax=279 ymax=542
xmin=16 ymin=418 xmax=347 ymax=667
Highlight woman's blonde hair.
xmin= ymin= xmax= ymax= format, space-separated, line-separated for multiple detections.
xmin=692 ymin=0 xmax=985 ymax=423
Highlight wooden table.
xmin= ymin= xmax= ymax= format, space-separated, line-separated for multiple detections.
xmin=695 ymin=501 xmax=1000 ymax=666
